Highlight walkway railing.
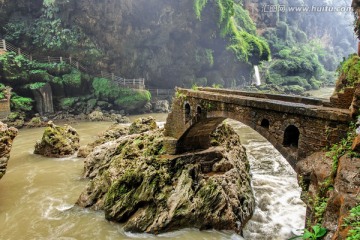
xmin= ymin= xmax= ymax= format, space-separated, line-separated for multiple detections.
xmin=148 ymin=89 xmax=175 ymax=97
xmin=0 ymin=39 xmax=145 ymax=90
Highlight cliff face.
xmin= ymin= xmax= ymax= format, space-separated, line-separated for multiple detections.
xmin=0 ymin=0 xmax=260 ymax=88
xmin=0 ymin=0 xmax=354 ymax=90
xmin=64 ymin=0 xmax=256 ymax=88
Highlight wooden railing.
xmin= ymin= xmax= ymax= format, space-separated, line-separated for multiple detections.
xmin=148 ymin=89 xmax=175 ymax=96
xmin=0 ymin=39 xmax=145 ymax=89
xmin=97 ymin=71 xmax=145 ymax=89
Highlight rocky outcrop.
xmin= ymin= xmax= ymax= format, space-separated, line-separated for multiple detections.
xmin=77 ymin=123 xmax=129 ymax=158
xmin=0 ymin=122 xmax=17 ymax=179
xmin=77 ymin=123 xmax=254 ymax=234
xmin=296 ymin=151 xmax=360 ymax=239
xmin=128 ymin=116 xmax=157 ymax=134
xmin=34 ymin=121 xmax=80 ymax=157
xmin=153 ymin=100 xmax=170 ymax=113
xmin=78 ymin=116 xmax=157 ymax=158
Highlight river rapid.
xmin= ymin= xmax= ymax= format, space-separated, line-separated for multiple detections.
xmin=0 ymin=112 xmax=306 ymax=240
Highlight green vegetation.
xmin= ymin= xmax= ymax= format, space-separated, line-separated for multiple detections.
xmin=194 ymin=0 xmax=208 ymax=20
xmin=114 ymin=89 xmax=151 ymax=112
xmin=344 ymin=204 xmax=360 ymax=240
xmin=193 ymin=0 xmax=270 ymax=63
xmin=0 ymin=50 xmax=150 ymax=115
xmin=290 ymin=225 xmax=327 ymax=240
xmin=92 ymin=77 xmax=151 ymax=112
xmin=0 ymin=83 xmax=8 ymax=100
xmin=336 ymin=54 xmax=360 ymax=91
xmin=3 ymin=0 xmax=103 ymax=60
xmin=10 ymin=93 xmax=33 ymax=112
xmin=264 ymin=40 xmax=330 ymax=94
xmin=25 ymin=82 xmax=47 ymax=90
xmin=327 ymin=122 xmax=359 ymax=176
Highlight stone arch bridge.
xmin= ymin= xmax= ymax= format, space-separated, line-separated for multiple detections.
xmin=164 ymin=88 xmax=353 ymax=169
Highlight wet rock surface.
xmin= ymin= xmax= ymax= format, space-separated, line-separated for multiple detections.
xmin=0 ymin=122 xmax=18 ymax=179
xmin=77 ymin=123 xmax=254 ymax=234
xmin=297 ymin=152 xmax=360 ymax=239
xmin=77 ymin=123 xmax=129 ymax=158
xmin=34 ymin=121 xmax=80 ymax=157
xmin=77 ymin=117 xmax=157 ymax=158
xmin=128 ymin=116 xmax=157 ymax=134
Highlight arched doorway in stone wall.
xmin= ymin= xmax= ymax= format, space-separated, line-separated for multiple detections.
xmin=283 ymin=125 xmax=300 ymax=148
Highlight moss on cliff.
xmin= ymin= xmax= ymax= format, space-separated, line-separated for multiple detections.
xmin=194 ymin=0 xmax=270 ymax=63
xmin=335 ymin=54 xmax=360 ymax=92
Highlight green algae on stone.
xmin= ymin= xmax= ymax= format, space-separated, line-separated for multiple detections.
xmin=34 ymin=121 xmax=80 ymax=157
xmin=77 ymin=123 xmax=254 ymax=234
xmin=129 ymin=116 xmax=157 ymax=134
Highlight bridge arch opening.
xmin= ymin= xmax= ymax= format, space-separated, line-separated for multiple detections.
xmin=283 ymin=125 xmax=300 ymax=148
xmin=260 ymin=119 xmax=270 ymax=129
xmin=184 ymin=103 xmax=191 ymax=122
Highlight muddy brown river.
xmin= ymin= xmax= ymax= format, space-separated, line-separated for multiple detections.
xmin=0 ymin=112 xmax=306 ymax=240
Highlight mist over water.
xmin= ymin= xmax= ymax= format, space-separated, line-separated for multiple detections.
xmin=0 ymin=114 xmax=305 ymax=240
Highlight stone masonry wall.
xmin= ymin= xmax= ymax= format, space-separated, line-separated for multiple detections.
xmin=165 ymin=89 xmax=351 ymax=169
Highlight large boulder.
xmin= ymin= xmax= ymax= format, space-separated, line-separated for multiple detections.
xmin=0 ymin=122 xmax=17 ymax=179
xmin=77 ymin=123 xmax=129 ymax=158
xmin=128 ymin=116 xmax=157 ymax=134
xmin=153 ymin=100 xmax=170 ymax=113
xmin=78 ymin=117 xmax=155 ymax=158
xmin=77 ymin=123 xmax=254 ymax=234
xmin=88 ymin=110 xmax=104 ymax=121
xmin=34 ymin=122 xmax=80 ymax=157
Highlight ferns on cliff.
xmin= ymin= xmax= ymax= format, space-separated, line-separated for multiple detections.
xmin=194 ymin=0 xmax=208 ymax=20
xmin=193 ymin=0 xmax=270 ymax=63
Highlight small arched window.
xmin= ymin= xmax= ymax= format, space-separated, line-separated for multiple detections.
xmin=261 ymin=119 xmax=270 ymax=129
xmin=185 ymin=103 xmax=191 ymax=122
xmin=197 ymin=106 xmax=202 ymax=115
xmin=283 ymin=125 xmax=300 ymax=148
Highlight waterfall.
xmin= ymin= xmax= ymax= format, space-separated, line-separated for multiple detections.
xmin=254 ymin=65 xmax=261 ymax=86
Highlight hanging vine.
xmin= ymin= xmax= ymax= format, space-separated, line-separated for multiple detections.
xmin=193 ymin=0 xmax=270 ymax=63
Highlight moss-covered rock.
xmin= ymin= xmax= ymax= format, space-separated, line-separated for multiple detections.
xmin=77 ymin=123 xmax=129 ymax=158
xmin=25 ymin=116 xmax=47 ymax=128
xmin=78 ymin=116 xmax=154 ymax=158
xmin=0 ymin=122 xmax=18 ymax=179
xmin=4 ymin=112 xmax=25 ymax=128
xmin=34 ymin=121 xmax=80 ymax=157
xmin=77 ymin=122 xmax=254 ymax=234
xmin=128 ymin=116 xmax=157 ymax=134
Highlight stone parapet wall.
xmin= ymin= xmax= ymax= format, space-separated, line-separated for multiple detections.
xmin=198 ymin=87 xmax=327 ymax=106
